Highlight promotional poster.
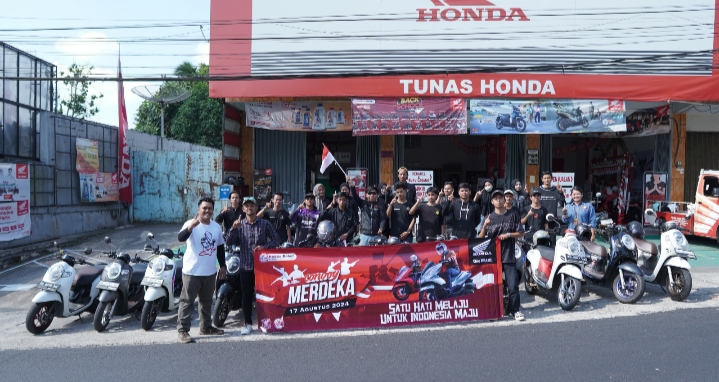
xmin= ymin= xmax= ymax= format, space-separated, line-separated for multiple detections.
xmin=0 ymin=163 xmax=31 ymax=242
xmin=0 ymin=163 xmax=30 ymax=203
xmin=348 ymin=169 xmax=367 ymax=200
xmin=253 ymin=168 xmax=273 ymax=206
xmin=643 ymin=172 xmax=668 ymax=211
xmin=552 ymin=173 xmax=575 ymax=204
xmin=79 ymin=173 xmax=119 ymax=203
xmin=470 ymin=99 xmax=626 ymax=135
xmin=254 ymin=238 xmax=503 ymax=333
xmin=246 ymin=101 xmax=352 ymax=132
xmin=408 ymin=170 xmax=434 ymax=200
xmin=76 ymin=138 xmax=100 ymax=173
xmin=351 ymin=98 xmax=467 ymax=136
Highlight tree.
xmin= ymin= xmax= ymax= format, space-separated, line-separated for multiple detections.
xmin=57 ymin=63 xmax=104 ymax=120
xmin=133 ymin=62 xmax=223 ymax=149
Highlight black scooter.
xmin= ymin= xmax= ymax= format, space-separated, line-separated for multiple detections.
xmin=93 ymin=236 xmax=149 ymax=332
xmin=212 ymin=245 xmax=244 ymax=327
xmin=555 ymin=108 xmax=589 ymax=131
xmin=495 ymin=113 xmax=527 ymax=132
xmin=578 ymin=223 xmax=645 ymax=303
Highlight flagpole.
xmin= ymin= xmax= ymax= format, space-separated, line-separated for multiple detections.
xmin=334 ymin=160 xmax=348 ymax=177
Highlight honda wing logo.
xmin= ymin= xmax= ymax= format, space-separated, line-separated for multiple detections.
xmin=418 ymin=0 xmax=529 ymax=22
xmin=472 ymin=240 xmax=491 ymax=257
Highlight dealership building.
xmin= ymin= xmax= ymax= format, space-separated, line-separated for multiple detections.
xmin=208 ymin=0 xmax=719 ymax=221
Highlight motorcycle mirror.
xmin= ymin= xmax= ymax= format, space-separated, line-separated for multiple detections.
xmin=53 ymin=241 xmax=59 ymax=248
xmin=83 ymin=248 xmax=93 ymax=255
xmin=147 ymin=233 xmax=154 ymax=240
xmin=685 ymin=214 xmax=692 ymax=221
xmin=644 ymin=208 xmax=655 ymax=217
xmin=104 ymin=236 xmax=111 ymax=244
xmin=546 ymin=213 xmax=556 ymax=222
xmin=595 ymin=192 xmax=602 ymax=198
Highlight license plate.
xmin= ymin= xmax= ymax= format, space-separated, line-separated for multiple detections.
xmin=37 ymin=281 xmax=59 ymax=292
xmin=98 ymin=281 xmax=120 ymax=291
xmin=141 ymin=278 xmax=163 ymax=287
xmin=601 ymin=219 xmax=614 ymax=226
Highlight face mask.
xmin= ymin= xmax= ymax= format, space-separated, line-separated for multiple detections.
xmin=484 ymin=186 xmax=493 ymax=192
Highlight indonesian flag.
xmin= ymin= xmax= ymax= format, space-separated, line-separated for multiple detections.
xmin=320 ymin=144 xmax=335 ymax=174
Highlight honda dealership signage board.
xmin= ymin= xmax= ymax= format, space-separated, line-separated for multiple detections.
xmin=210 ymin=0 xmax=719 ymax=101
xmin=552 ymin=173 xmax=575 ymax=204
xmin=254 ymin=238 xmax=503 ymax=333
xmin=246 ymin=101 xmax=352 ymax=132
xmin=469 ymin=99 xmax=626 ymax=135
xmin=408 ymin=170 xmax=434 ymax=200
xmin=351 ymin=98 xmax=467 ymax=136
xmin=0 ymin=163 xmax=31 ymax=242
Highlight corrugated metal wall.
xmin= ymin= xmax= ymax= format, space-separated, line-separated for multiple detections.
xmin=505 ymin=135 xmax=526 ymax=190
xmin=254 ymin=128 xmax=307 ymax=206
xmin=684 ymin=132 xmax=719 ymax=201
xmin=356 ymin=136 xmax=380 ymax=187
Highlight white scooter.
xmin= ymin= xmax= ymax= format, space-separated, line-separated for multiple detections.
xmin=635 ymin=210 xmax=695 ymax=301
xmin=26 ymin=242 xmax=104 ymax=334
xmin=523 ymin=214 xmax=587 ymax=311
xmin=139 ymin=233 xmax=184 ymax=330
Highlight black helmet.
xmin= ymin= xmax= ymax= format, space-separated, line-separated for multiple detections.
xmin=317 ymin=221 xmax=336 ymax=243
xmin=117 ymin=253 xmax=132 ymax=264
xmin=280 ymin=242 xmax=294 ymax=248
xmin=663 ymin=221 xmax=678 ymax=232
xmin=576 ymin=223 xmax=592 ymax=241
xmin=627 ymin=221 xmax=645 ymax=240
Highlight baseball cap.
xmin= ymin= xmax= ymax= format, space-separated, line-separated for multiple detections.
xmin=504 ymin=189 xmax=515 ymax=195
xmin=491 ymin=190 xmax=504 ymax=198
xmin=530 ymin=189 xmax=541 ymax=196
xmin=304 ymin=192 xmax=315 ymax=199
xmin=242 ymin=196 xmax=257 ymax=205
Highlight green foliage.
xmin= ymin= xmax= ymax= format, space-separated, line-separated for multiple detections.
xmin=57 ymin=63 xmax=104 ymax=120
xmin=133 ymin=61 xmax=222 ymax=149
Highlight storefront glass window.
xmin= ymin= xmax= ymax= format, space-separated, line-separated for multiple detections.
xmin=3 ymin=49 xmax=17 ymax=103
xmin=18 ymin=107 xmax=34 ymax=158
xmin=3 ymin=103 xmax=18 ymax=156
xmin=19 ymin=54 xmax=34 ymax=107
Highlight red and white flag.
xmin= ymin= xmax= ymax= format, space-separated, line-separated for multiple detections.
xmin=320 ymin=144 xmax=336 ymax=174
xmin=117 ymin=58 xmax=132 ymax=203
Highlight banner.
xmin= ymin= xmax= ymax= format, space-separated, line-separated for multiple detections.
xmin=253 ymin=168 xmax=273 ymax=206
xmin=254 ymin=238 xmax=503 ymax=333
xmin=643 ymin=172 xmax=668 ymax=211
xmin=408 ymin=170 xmax=434 ymax=200
xmin=469 ymin=99 xmax=626 ymax=135
xmin=605 ymin=105 xmax=671 ymax=138
xmin=0 ymin=163 xmax=31 ymax=242
xmin=76 ymin=138 xmax=99 ymax=173
xmin=348 ymin=168 xmax=367 ymax=200
xmin=246 ymin=101 xmax=352 ymax=132
xmin=79 ymin=173 xmax=119 ymax=203
xmin=552 ymin=173 xmax=575 ymax=204
xmin=591 ymin=157 xmax=627 ymax=177
xmin=118 ymin=59 xmax=132 ymax=203
xmin=352 ymin=98 xmax=466 ymax=136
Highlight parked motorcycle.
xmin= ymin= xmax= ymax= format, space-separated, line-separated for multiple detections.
xmin=495 ymin=113 xmax=527 ymax=132
xmin=555 ymin=109 xmax=589 ymax=131
xmin=523 ymin=220 xmax=587 ymax=311
xmin=26 ymin=243 xmax=104 ymax=334
xmin=578 ymin=222 xmax=645 ymax=303
xmin=212 ymin=244 xmax=244 ymax=328
xmin=139 ymin=233 xmax=184 ymax=330
xmin=632 ymin=212 xmax=695 ymax=301
xmin=93 ymin=236 xmax=149 ymax=332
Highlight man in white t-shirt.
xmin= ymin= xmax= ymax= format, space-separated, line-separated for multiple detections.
xmin=176 ymin=196 xmax=227 ymax=343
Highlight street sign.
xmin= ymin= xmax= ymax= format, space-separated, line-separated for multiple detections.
xmin=219 ymin=185 xmax=232 ymax=200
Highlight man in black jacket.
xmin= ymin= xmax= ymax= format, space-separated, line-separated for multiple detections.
xmin=349 ymin=183 xmax=386 ymax=246
xmin=215 ymin=191 xmax=246 ymax=236
xmin=315 ymin=192 xmax=357 ymax=245
xmin=443 ymin=182 xmax=481 ymax=239
xmin=535 ymin=171 xmax=566 ymax=216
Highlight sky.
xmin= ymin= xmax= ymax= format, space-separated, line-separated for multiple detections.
xmin=3 ymin=0 xmax=212 ymax=129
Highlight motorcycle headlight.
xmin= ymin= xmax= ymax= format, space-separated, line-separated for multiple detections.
xmin=149 ymin=258 xmax=165 ymax=276
xmin=106 ymin=262 xmax=122 ymax=280
xmin=514 ymin=243 xmax=522 ymax=260
xmin=567 ymin=238 xmax=581 ymax=256
xmin=671 ymin=231 xmax=688 ymax=248
xmin=620 ymin=234 xmax=636 ymax=251
xmin=227 ymin=256 xmax=240 ymax=275
xmin=47 ymin=263 xmax=64 ymax=282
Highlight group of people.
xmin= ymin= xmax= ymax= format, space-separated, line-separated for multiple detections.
xmin=174 ymin=168 xmax=600 ymax=342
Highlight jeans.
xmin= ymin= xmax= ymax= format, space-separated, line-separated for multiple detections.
xmin=477 ymin=215 xmax=488 ymax=234
xmin=177 ymin=273 xmax=216 ymax=332
xmin=535 ymin=112 xmax=540 ymax=123
xmin=503 ymin=262 xmax=520 ymax=315
xmin=359 ymin=233 xmax=379 ymax=246
xmin=240 ymin=270 xmax=256 ymax=325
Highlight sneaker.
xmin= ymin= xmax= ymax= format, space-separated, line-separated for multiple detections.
xmin=178 ymin=331 xmax=195 ymax=343
xmin=514 ymin=312 xmax=526 ymax=321
xmin=240 ymin=324 xmax=252 ymax=335
xmin=200 ymin=326 xmax=224 ymax=335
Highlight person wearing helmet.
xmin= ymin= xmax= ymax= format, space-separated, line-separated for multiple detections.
xmin=291 ymin=193 xmax=321 ymax=247
xmin=435 ymin=242 xmax=460 ymax=286
xmin=386 ymin=182 xmax=416 ymax=244
xmin=562 ymin=186 xmax=596 ymax=241
xmin=478 ymin=190 xmax=526 ymax=321
xmin=410 ymin=254 xmax=422 ymax=284
xmin=315 ymin=192 xmax=357 ymax=246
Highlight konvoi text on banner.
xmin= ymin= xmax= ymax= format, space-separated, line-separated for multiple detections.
xmin=254 ymin=238 xmax=503 ymax=333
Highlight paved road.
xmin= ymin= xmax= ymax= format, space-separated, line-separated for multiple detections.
xmin=1 ymin=307 xmax=717 ymax=381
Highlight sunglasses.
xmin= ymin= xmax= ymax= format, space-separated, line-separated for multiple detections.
xmin=367 ymin=192 xmax=377 ymax=195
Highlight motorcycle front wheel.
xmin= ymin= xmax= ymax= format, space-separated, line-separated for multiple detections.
xmin=140 ymin=299 xmax=163 ymax=331
xmin=495 ymin=120 xmax=503 ymax=130
xmin=581 ymin=118 xmax=589 ymax=128
xmin=93 ymin=300 xmax=114 ymax=332
xmin=212 ymin=296 xmax=231 ymax=328
xmin=558 ymin=276 xmax=581 ymax=311
xmin=524 ymin=268 xmax=538 ymax=295
xmin=667 ymin=268 xmax=692 ymax=302
xmin=556 ymin=119 xmax=568 ymax=131
xmin=25 ymin=302 xmax=55 ymax=334
xmin=613 ymin=271 xmax=645 ymax=304
xmin=392 ymin=283 xmax=411 ymax=301
xmin=516 ymin=119 xmax=527 ymax=132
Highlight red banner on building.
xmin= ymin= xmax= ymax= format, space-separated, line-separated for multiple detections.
xmin=351 ymin=98 xmax=467 ymax=136
xmin=117 ymin=59 xmax=132 ymax=204
xmin=254 ymin=238 xmax=503 ymax=333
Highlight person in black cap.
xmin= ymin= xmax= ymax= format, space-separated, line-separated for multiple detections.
xmin=479 ymin=190 xmax=525 ymax=321
xmin=522 ymin=189 xmax=549 ymax=233
xmin=290 ymin=193 xmax=321 ymax=247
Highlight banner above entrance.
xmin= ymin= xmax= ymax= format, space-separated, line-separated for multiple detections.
xmin=351 ymin=98 xmax=467 ymax=136
xmin=246 ymin=101 xmax=353 ymax=132
xmin=469 ymin=99 xmax=626 ymax=135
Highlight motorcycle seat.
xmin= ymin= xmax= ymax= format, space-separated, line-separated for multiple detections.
xmin=537 ymin=246 xmax=555 ymax=261
xmin=72 ymin=265 xmax=104 ymax=288
xmin=131 ymin=264 xmax=148 ymax=285
xmin=580 ymin=241 xmax=608 ymax=259
xmin=635 ymin=239 xmax=658 ymax=255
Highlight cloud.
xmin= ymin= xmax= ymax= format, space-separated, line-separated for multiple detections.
xmin=194 ymin=43 xmax=210 ymax=66
xmin=55 ymin=32 xmax=120 ymax=62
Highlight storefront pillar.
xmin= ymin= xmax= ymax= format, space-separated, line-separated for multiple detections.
xmin=671 ymin=113 xmax=687 ymax=201
xmin=240 ymin=119 xmax=254 ymax=184
xmin=380 ymin=136 xmax=394 ymax=185
xmin=526 ymin=134 xmax=540 ymax=189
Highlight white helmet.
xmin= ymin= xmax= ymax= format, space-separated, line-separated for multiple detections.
xmin=435 ymin=243 xmax=448 ymax=256
xmin=409 ymin=255 xmax=418 ymax=262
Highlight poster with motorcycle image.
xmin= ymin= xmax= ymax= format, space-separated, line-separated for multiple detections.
xmin=254 ymin=238 xmax=503 ymax=333
xmin=351 ymin=98 xmax=467 ymax=136
xmin=79 ymin=173 xmax=119 ymax=203
xmin=469 ymin=99 xmax=626 ymax=135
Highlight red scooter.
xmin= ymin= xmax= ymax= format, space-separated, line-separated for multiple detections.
xmin=392 ymin=255 xmax=421 ymax=301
